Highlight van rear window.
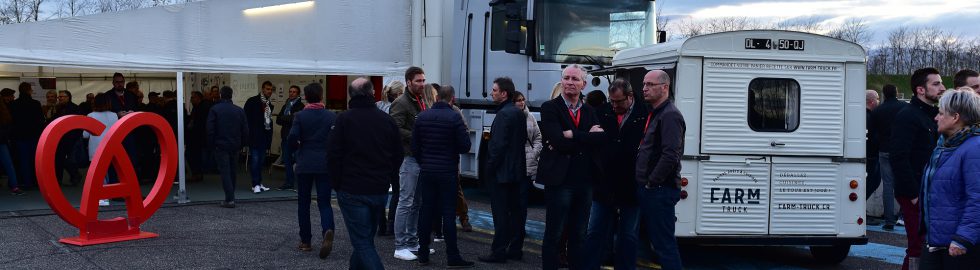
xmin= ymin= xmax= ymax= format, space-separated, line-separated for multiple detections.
xmin=747 ymin=78 xmax=800 ymax=132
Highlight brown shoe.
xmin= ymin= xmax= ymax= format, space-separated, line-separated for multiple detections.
xmin=298 ymin=243 xmax=312 ymax=251
xmin=460 ymin=220 xmax=473 ymax=232
xmin=319 ymin=230 xmax=334 ymax=259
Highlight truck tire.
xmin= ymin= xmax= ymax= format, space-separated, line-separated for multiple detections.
xmin=809 ymin=244 xmax=850 ymax=264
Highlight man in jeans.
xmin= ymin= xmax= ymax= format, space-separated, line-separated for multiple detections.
xmin=890 ymin=67 xmax=944 ymax=270
xmin=411 ymin=85 xmax=474 ymax=268
xmin=244 ymin=81 xmax=275 ymax=193
xmin=207 ymin=86 xmax=248 ymax=208
xmin=871 ymin=84 xmax=907 ymax=230
xmin=328 ymin=78 xmax=403 ymax=270
xmin=635 ymin=70 xmax=685 ymax=270
xmin=390 ymin=66 xmax=431 ymax=260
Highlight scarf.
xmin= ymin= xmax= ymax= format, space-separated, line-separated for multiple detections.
xmin=304 ymin=103 xmax=325 ymax=110
xmin=260 ymin=95 xmax=272 ymax=130
xmin=921 ymin=123 xmax=980 ymax=240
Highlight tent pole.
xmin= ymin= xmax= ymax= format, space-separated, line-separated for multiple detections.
xmin=176 ymin=71 xmax=189 ymax=203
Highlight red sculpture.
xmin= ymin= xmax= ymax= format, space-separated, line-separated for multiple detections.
xmin=35 ymin=112 xmax=177 ymax=246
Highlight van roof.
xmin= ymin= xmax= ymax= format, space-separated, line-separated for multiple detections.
xmin=613 ymin=30 xmax=866 ymax=67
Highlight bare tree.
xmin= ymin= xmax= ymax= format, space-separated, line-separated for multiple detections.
xmin=0 ymin=0 xmax=31 ymax=23
xmin=775 ymin=16 xmax=824 ymax=34
xmin=827 ymin=18 xmax=871 ymax=46
xmin=58 ymin=0 xmax=91 ymax=17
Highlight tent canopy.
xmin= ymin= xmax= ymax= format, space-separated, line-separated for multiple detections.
xmin=0 ymin=0 xmax=412 ymax=76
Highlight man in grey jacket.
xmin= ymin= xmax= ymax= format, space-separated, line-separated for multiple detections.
xmin=635 ymin=70 xmax=685 ymax=270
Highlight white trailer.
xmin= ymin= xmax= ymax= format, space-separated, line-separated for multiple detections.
xmin=597 ymin=30 xmax=868 ymax=263
xmin=415 ymin=0 xmax=658 ymax=181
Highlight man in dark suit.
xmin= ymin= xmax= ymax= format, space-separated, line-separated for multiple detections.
xmin=478 ymin=77 xmax=528 ymax=264
xmin=635 ymin=70 xmax=686 ymax=270
xmin=105 ymin=73 xmax=138 ymax=116
xmin=536 ymin=65 xmax=606 ymax=270
xmin=243 ymin=81 xmax=276 ymax=193
xmin=276 ymin=85 xmax=305 ymax=190
xmin=584 ymin=79 xmax=649 ymax=269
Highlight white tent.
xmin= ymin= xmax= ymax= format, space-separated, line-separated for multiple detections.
xmin=0 ymin=0 xmax=414 ymax=202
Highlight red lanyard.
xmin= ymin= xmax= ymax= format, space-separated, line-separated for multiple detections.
xmin=617 ymin=114 xmax=624 ymax=127
xmin=567 ymin=108 xmax=580 ymax=128
xmin=415 ymin=95 xmax=427 ymax=111
xmin=640 ymin=112 xmax=653 ymax=146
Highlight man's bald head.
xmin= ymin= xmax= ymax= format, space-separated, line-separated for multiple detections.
xmin=642 ymin=70 xmax=671 ymax=106
xmin=349 ymin=77 xmax=375 ymax=98
xmin=866 ymin=89 xmax=880 ymax=110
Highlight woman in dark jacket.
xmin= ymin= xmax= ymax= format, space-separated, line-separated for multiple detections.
xmin=920 ymin=89 xmax=980 ymax=269
xmin=287 ymin=83 xmax=338 ymax=259
xmin=0 ymin=93 xmax=21 ymax=195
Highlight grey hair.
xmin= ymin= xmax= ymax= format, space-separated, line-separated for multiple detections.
xmin=563 ymin=64 xmax=588 ymax=81
xmin=939 ymin=89 xmax=980 ymax=125
xmin=348 ymin=77 xmax=374 ymax=98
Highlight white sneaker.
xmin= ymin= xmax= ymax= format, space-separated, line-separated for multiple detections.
xmin=259 ymin=184 xmax=270 ymax=191
xmin=99 ymin=199 xmax=110 ymax=206
xmin=253 ymin=185 xmax=262 ymax=194
xmin=393 ymin=249 xmax=417 ymax=261
xmin=409 ymin=245 xmax=436 ymax=254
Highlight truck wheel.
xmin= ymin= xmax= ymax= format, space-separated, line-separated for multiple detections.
xmin=809 ymin=244 xmax=850 ymax=264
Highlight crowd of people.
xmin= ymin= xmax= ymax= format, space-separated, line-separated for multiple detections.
xmin=866 ymin=68 xmax=980 ymax=270
xmin=2 ymin=64 xmax=978 ymax=269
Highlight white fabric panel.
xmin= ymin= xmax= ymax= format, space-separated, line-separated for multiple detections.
xmin=0 ymin=0 xmax=412 ymax=76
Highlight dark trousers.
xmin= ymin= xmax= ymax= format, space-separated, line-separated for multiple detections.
xmin=542 ymin=184 xmax=591 ymax=270
xmin=920 ymin=243 xmax=980 ymax=270
xmin=281 ymin=140 xmax=296 ymax=187
xmin=584 ymin=201 xmax=640 ymax=270
xmin=637 ymin=184 xmax=682 ymax=270
xmin=55 ymin=141 xmax=80 ymax=185
xmin=418 ymin=171 xmax=463 ymax=261
xmin=897 ymin=196 xmax=923 ymax=270
xmin=337 ymin=191 xmax=386 ymax=270
xmin=13 ymin=140 xmax=37 ymax=188
xmin=297 ymin=173 xmax=334 ymax=244
xmin=456 ymin=178 xmax=470 ymax=223
xmin=489 ymin=178 xmax=529 ymax=258
xmin=213 ymin=149 xmax=238 ymax=202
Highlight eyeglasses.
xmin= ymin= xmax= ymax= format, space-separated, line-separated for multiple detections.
xmin=643 ymin=82 xmax=666 ymax=88
xmin=112 ymin=80 xmax=125 ymax=84
xmin=609 ymin=98 xmax=628 ymax=104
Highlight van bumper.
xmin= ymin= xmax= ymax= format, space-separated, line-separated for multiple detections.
xmin=677 ymin=236 xmax=868 ymax=246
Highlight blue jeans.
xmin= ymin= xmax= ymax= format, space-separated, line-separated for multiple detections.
xmin=248 ymin=147 xmax=267 ymax=186
xmin=0 ymin=144 xmax=18 ymax=189
xmin=281 ymin=140 xmax=295 ymax=187
xmin=637 ymin=184 xmax=682 ymax=270
xmin=214 ymin=149 xmax=239 ymax=202
xmin=418 ymin=171 xmax=463 ymax=261
xmin=542 ymin=184 xmax=592 ymax=270
xmin=584 ymin=201 xmax=640 ymax=270
xmin=879 ymin=152 xmax=897 ymax=225
xmin=337 ymin=191 xmax=387 ymax=270
xmin=297 ymin=173 xmax=334 ymax=244
xmin=12 ymin=140 xmax=37 ymax=187
xmin=394 ymin=156 xmax=421 ymax=250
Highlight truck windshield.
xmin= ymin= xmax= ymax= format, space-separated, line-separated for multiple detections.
xmin=534 ymin=0 xmax=654 ymax=66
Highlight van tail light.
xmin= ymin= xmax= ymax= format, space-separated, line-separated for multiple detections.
xmin=680 ymin=190 xmax=688 ymax=200
xmin=849 ymin=179 xmax=859 ymax=189
xmin=680 ymin=177 xmax=689 ymax=187
xmin=849 ymin=192 xmax=858 ymax=201
xmin=857 ymin=217 xmax=864 ymax=225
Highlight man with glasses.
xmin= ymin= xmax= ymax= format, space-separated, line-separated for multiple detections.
xmin=584 ymin=78 xmax=650 ymax=269
xmin=53 ymin=90 xmax=82 ymax=186
xmin=635 ymin=70 xmax=685 ymax=270
xmin=105 ymin=73 xmax=138 ymax=117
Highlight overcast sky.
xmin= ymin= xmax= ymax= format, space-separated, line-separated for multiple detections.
xmin=658 ymin=0 xmax=980 ymax=45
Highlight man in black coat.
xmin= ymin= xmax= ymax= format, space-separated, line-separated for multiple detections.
xmin=536 ymin=65 xmax=606 ymax=270
xmin=276 ymin=85 xmax=305 ymax=190
xmin=584 ymin=79 xmax=650 ymax=269
xmin=243 ymin=81 xmax=276 ymax=193
xmin=188 ymin=91 xmax=213 ymax=181
xmin=105 ymin=73 xmax=138 ymax=116
xmin=54 ymin=90 xmax=82 ymax=186
xmin=890 ymin=67 xmax=944 ymax=270
xmin=870 ymin=84 xmax=907 ymax=230
xmin=478 ymin=77 xmax=528 ymax=264
xmin=635 ymin=70 xmax=686 ymax=270
xmin=208 ymin=86 xmax=249 ymax=208
xmin=9 ymin=82 xmax=44 ymax=188
xmin=327 ymin=78 xmax=403 ymax=269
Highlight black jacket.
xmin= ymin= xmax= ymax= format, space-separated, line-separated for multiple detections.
xmin=412 ymin=102 xmax=471 ymax=174
xmin=595 ymin=102 xmax=650 ymax=206
xmin=243 ymin=95 xmax=274 ymax=149
xmin=889 ymin=97 xmax=939 ymax=197
xmin=276 ymin=98 xmax=305 ymax=139
xmin=207 ymin=99 xmax=249 ymax=152
xmin=105 ymin=89 xmax=138 ymax=113
xmin=287 ymin=108 xmax=337 ymax=174
xmin=867 ymin=109 xmax=878 ymax=160
xmin=9 ymin=95 xmax=43 ymax=141
xmin=870 ymin=97 xmax=908 ymax=154
xmin=327 ymin=95 xmax=403 ymax=195
xmin=54 ymin=102 xmax=82 ymax=149
xmin=486 ymin=100 xmax=527 ymax=183
xmin=190 ymin=100 xmax=214 ymax=147
xmin=536 ymin=95 xmax=604 ymax=186
xmin=635 ymin=100 xmax=685 ymax=188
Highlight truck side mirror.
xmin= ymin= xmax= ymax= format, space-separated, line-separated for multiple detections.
xmin=504 ymin=2 xmax=523 ymax=54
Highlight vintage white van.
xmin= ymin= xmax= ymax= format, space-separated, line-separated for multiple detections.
xmin=597 ymin=30 xmax=868 ymax=263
